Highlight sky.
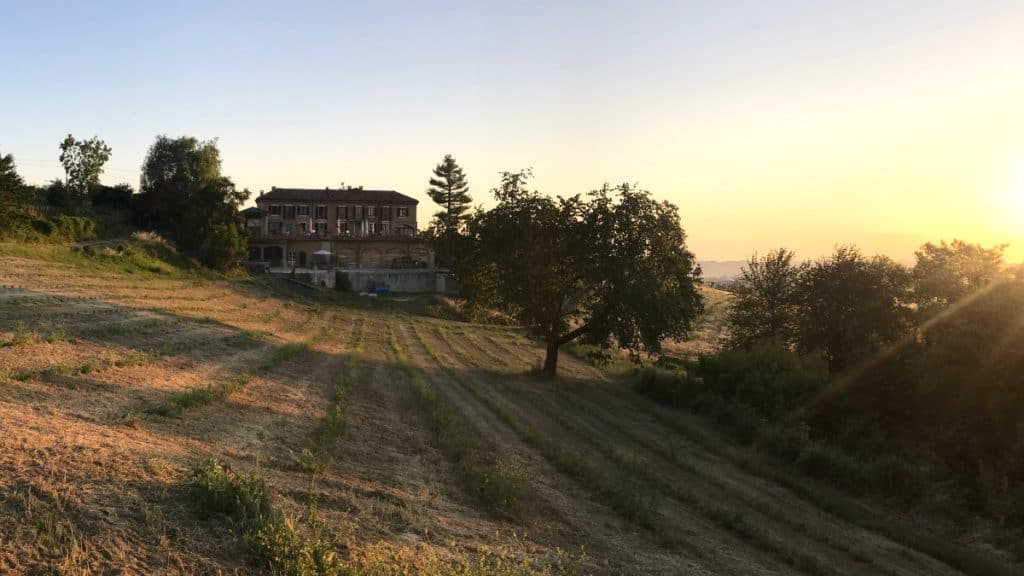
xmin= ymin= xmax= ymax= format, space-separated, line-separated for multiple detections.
xmin=2 ymin=0 xmax=1024 ymax=262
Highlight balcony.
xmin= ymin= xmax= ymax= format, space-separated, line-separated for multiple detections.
xmin=247 ymin=228 xmax=418 ymax=240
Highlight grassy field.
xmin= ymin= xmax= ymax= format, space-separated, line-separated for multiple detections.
xmin=0 ymin=244 xmax=1015 ymax=575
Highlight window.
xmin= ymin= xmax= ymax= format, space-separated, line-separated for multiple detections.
xmin=316 ymin=205 xmax=326 ymax=219
xmin=269 ymin=205 xmax=282 ymax=216
xmin=382 ymin=206 xmax=391 ymax=221
xmin=284 ymin=205 xmax=296 ymax=220
xmin=269 ymin=221 xmax=282 ymax=234
xmin=298 ymin=205 xmax=310 ymax=216
xmin=367 ymin=206 xmax=376 ymax=218
xmin=355 ymin=206 xmax=363 ymax=220
xmin=336 ymin=206 xmax=344 ymax=220
xmin=316 ymin=222 xmax=326 ymax=236
xmin=397 ymin=207 xmax=409 ymax=218
xmin=299 ymin=222 xmax=307 ymax=233
xmin=382 ymin=221 xmax=391 ymax=235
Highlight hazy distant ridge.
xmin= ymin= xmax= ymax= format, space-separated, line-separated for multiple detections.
xmin=699 ymin=260 xmax=746 ymax=280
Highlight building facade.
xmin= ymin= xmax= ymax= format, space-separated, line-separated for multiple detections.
xmin=244 ymin=187 xmax=433 ymax=269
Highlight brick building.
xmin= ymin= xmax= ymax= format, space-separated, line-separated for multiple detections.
xmin=244 ymin=187 xmax=433 ymax=269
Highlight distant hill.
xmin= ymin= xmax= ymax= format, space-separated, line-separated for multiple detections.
xmin=699 ymin=260 xmax=746 ymax=281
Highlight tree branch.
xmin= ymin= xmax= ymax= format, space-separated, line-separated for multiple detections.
xmin=557 ymin=324 xmax=590 ymax=346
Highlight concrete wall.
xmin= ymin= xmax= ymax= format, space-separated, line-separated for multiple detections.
xmin=339 ymin=269 xmax=457 ymax=294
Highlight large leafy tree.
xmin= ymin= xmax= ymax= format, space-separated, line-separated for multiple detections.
xmin=793 ymin=246 xmax=910 ymax=373
xmin=912 ymin=239 xmax=1006 ymax=316
xmin=59 ymin=134 xmax=112 ymax=212
xmin=458 ymin=171 xmax=703 ymax=376
xmin=727 ymin=248 xmax=802 ymax=347
xmin=135 ymin=135 xmax=249 ymax=269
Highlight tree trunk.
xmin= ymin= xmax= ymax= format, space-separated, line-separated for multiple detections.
xmin=542 ymin=337 xmax=559 ymax=377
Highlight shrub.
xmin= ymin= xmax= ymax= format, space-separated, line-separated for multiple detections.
xmin=868 ymin=455 xmax=928 ymax=506
xmin=50 ymin=215 xmax=96 ymax=241
xmin=794 ymin=444 xmax=868 ymax=494
xmin=634 ymin=366 xmax=701 ymax=407
xmin=697 ymin=343 xmax=828 ymax=418
xmin=334 ymin=272 xmax=351 ymax=292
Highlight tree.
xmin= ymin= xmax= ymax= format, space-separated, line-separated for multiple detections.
xmin=135 ymin=135 xmax=249 ymax=269
xmin=59 ymin=135 xmax=112 ymax=212
xmin=0 ymin=152 xmax=31 ymax=212
xmin=428 ymin=154 xmax=472 ymax=228
xmin=427 ymin=155 xmax=472 ymax=266
xmin=727 ymin=249 xmax=802 ymax=347
xmin=793 ymin=246 xmax=910 ymax=373
xmin=458 ymin=172 xmax=703 ymax=376
xmin=912 ymin=240 xmax=1006 ymax=316
xmin=90 ymin=183 xmax=134 ymax=209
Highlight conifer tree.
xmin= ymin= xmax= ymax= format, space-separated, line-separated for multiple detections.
xmin=427 ymin=154 xmax=471 ymax=233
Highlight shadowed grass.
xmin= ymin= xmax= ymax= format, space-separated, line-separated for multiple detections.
xmin=387 ymin=324 xmax=526 ymax=518
xmin=411 ymin=324 xmax=669 ymax=538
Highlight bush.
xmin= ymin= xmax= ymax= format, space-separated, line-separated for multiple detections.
xmin=0 ymin=209 xmax=98 ymax=243
xmin=634 ymin=366 xmax=700 ymax=407
xmin=868 ymin=455 xmax=928 ymax=506
xmin=795 ymin=444 xmax=868 ymax=494
xmin=50 ymin=215 xmax=96 ymax=241
xmin=334 ymin=272 xmax=351 ymax=292
xmin=697 ymin=343 xmax=828 ymax=418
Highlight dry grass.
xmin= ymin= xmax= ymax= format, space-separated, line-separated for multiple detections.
xmin=0 ymin=246 xmax=1016 ymax=576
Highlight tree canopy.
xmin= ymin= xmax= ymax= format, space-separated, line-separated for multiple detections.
xmin=457 ymin=172 xmax=703 ymax=376
xmin=727 ymin=248 xmax=801 ymax=347
xmin=427 ymin=154 xmax=472 ymax=227
xmin=59 ymin=134 xmax=112 ymax=212
xmin=793 ymin=246 xmax=910 ymax=373
xmin=912 ymin=240 xmax=1006 ymax=316
xmin=134 ymin=136 xmax=249 ymax=270
xmin=0 ymin=153 xmax=28 ymax=206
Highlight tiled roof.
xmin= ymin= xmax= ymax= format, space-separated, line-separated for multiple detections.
xmin=258 ymin=188 xmax=418 ymax=204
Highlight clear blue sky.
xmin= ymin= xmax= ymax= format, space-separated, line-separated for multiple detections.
xmin=3 ymin=1 xmax=1024 ymax=261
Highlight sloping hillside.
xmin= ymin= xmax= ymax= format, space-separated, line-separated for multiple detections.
xmin=0 ymin=246 xmax=1013 ymax=575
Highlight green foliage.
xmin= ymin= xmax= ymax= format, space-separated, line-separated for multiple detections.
xmin=912 ymin=239 xmax=1006 ymax=316
xmin=457 ymin=172 xmax=703 ymax=376
xmin=0 ymin=152 xmax=33 ymax=213
xmin=190 ymin=459 xmax=340 ymax=575
xmin=59 ymin=134 xmax=112 ymax=211
xmin=793 ymin=246 xmax=910 ymax=373
xmin=727 ymin=249 xmax=801 ymax=347
xmin=89 ymin=182 xmax=133 ymax=209
xmin=50 ymin=215 xmax=96 ymax=241
xmin=133 ymin=135 xmax=250 ymax=270
xmin=696 ymin=344 xmax=828 ymax=418
xmin=427 ymin=154 xmax=472 ymax=229
xmin=43 ymin=180 xmax=71 ymax=208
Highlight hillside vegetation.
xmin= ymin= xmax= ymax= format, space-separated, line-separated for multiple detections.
xmin=0 ymin=244 xmax=1018 ymax=575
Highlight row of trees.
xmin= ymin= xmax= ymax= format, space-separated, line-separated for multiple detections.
xmin=1 ymin=135 xmax=248 ymax=270
xmin=723 ymin=241 xmax=1022 ymax=517
xmin=422 ymin=158 xmax=704 ymax=376
xmin=728 ymin=241 xmax=1008 ymax=372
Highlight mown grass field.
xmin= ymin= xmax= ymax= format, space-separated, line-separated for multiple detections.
xmin=0 ymin=245 xmax=1014 ymax=575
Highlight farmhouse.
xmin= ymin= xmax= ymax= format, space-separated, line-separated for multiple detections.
xmin=244 ymin=186 xmax=434 ymax=269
